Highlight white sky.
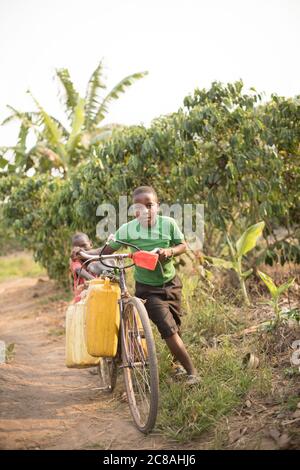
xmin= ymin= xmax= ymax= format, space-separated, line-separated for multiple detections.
xmin=0 ymin=0 xmax=299 ymax=146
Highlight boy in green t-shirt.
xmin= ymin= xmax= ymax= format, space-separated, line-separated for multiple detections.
xmin=80 ymin=186 xmax=199 ymax=385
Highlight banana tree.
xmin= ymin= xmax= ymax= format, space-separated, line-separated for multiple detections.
xmin=258 ymin=271 xmax=295 ymax=324
xmin=1 ymin=60 xmax=148 ymax=175
xmin=205 ymin=221 xmax=265 ymax=305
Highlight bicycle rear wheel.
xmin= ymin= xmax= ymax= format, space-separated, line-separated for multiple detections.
xmin=121 ymin=296 xmax=159 ymax=433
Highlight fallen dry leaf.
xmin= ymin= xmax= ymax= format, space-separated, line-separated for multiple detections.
xmin=292 ymin=409 xmax=300 ymax=419
xmin=267 ymin=428 xmax=291 ymax=449
xmin=229 ymin=427 xmax=248 ymax=444
xmin=268 ymin=427 xmax=281 ymax=443
xmin=278 ymin=433 xmax=291 ymax=450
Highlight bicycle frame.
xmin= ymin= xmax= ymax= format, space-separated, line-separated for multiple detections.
xmin=78 ymin=248 xmax=159 ymax=433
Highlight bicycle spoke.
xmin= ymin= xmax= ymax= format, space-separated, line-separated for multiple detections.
xmin=124 ymin=306 xmax=152 ymax=425
xmin=122 ymin=298 xmax=159 ymax=432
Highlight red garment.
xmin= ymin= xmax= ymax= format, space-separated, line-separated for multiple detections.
xmin=70 ymin=259 xmax=86 ymax=303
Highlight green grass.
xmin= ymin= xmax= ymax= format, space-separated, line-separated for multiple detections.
xmin=155 ymin=273 xmax=272 ymax=443
xmin=283 ymin=395 xmax=300 ymax=412
xmin=157 ymin=342 xmax=267 ymax=442
xmin=38 ymin=291 xmax=73 ymax=305
xmin=0 ymin=252 xmax=46 ymax=282
xmin=5 ymin=343 xmax=16 ymax=362
xmin=181 ymin=273 xmax=244 ymax=339
xmin=48 ymin=327 xmax=65 ymax=337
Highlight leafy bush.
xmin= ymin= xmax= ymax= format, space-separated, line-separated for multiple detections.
xmin=1 ymin=81 xmax=299 ymax=283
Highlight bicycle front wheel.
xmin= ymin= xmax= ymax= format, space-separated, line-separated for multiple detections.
xmin=121 ymin=296 xmax=159 ymax=433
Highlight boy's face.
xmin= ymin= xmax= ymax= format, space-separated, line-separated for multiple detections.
xmin=133 ymin=192 xmax=159 ymax=227
xmin=77 ymin=235 xmax=93 ymax=250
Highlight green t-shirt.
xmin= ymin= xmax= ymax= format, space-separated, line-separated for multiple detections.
xmin=109 ymin=215 xmax=184 ymax=286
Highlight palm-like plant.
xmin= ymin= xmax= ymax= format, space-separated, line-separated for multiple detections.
xmin=1 ymin=61 xmax=147 ymax=174
xmin=257 ymin=271 xmax=295 ymax=325
xmin=205 ymin=221 xmax=265 ymax=305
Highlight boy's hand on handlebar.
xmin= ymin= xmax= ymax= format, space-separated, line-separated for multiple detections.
xmin=157 ymin=248 xmax=172 ymax=262
xmin=71 ymin=246 xmax=84 ymax=260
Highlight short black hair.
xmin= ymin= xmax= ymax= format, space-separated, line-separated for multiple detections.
xmin=132 ymin=186 xmax=158 ymax=201
xmin=71 ymin=232 xmax=89 ymax=246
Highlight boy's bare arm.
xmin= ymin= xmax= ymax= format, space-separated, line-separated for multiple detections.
xmin=158 ymin=242 xmax=187 ymax=261
xmin=171 ymin=242 xmax=187 ymax=256
xmin=84 ymin=245 xmax=118 ymax=255
xmin=72 ymin=245 xmax=117 ymax=259
xmin=101 ymin=244 xmax=117 ymax=255
xmin=82 ymin=247 xmax=102 ymax=255
xmin=75 ymin=267 xmax=94 ymax=281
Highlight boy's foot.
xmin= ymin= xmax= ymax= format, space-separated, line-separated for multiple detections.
xmin=185 ymin=374 xmax=201 ymax=386
xmin=171 ymin=363 xmax=187 ymax=379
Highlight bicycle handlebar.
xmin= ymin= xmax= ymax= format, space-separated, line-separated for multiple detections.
xmin=78 ymin=251 xmax=130 ymax=261
xmin=74 ymin=238 xmax=162 ymax=283
xmin=78 ymin=244 xmax=160 ymax=272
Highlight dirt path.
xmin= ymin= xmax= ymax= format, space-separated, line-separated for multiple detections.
xmin=0 ymin=277 xmax=194 ymax=450
xmin=2 ymin=276 xmax=299 ymax=450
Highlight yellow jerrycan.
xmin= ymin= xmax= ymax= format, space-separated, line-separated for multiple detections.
xmin=65 ymin=302 xmax=101 ymax=368
xmin=85 ymin=278 xmax=121 ymax=357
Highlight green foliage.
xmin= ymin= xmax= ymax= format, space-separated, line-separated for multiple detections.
xmin=56 ymin=68 xmax=79 ymax=117
xmin=5 ymin=343 xmax=16 ymax=362
xmin=0 ymin=201 xmax=23 ymax=254
xmin=206 ymin=222 xmax=265 ymax=305
xmin=181 ymin=273 xmax=240 ymax=338
xmin=0 ymin=174 xmax=73 ymax=282
xmin=258 ymin=270 xmax=295 ymax=325
xmin=0 ymin=81 xmax=299 ymax=282
xmin=0 ymin=61 xmax=147 ymax=175
xmin=235 ymin=222 xmax=265 ymax=258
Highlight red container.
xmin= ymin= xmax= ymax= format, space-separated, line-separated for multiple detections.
xmin=131 ymin=251 xmax=159 ymax=270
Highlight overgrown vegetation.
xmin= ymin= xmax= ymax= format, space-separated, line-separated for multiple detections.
xmin=0 ymin=252 xmax=45 ymax=282
xmin=5 ymin=343 xmax=16 ymax=363
xmin=1 ymin=80 xmax=299 ymax=287
xmin=206 ymin=221 xmax=265 ymax=305
xmin=258 ymin=271 xmax=295 ymax=326
xmin=1 ymin=70 xmax=299 ymax=448
xmin=0 ymin=60 xmax=147 ymax=175
xmin=0 ymin=250 xmax=298 ymax=446
xmin=156 ymin=272 xmax=276 ymax=443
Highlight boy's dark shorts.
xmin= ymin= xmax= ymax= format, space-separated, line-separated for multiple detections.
xmin=135 ymin=275 xmax=183 ymax=340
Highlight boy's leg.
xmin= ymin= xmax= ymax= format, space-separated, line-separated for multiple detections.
xmin=135 ymin=277 xmax=198 ymax=377
xmin=165 ymin=332 xmax=196 ymax=376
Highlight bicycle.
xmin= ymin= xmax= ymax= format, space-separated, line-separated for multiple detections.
xmin=78 ymin=240 xmax=160 ymax=434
